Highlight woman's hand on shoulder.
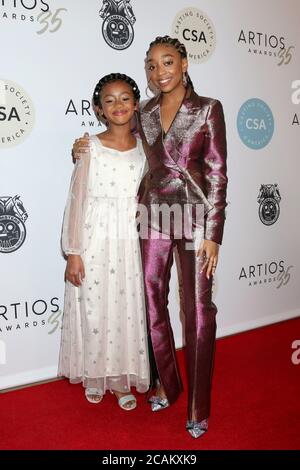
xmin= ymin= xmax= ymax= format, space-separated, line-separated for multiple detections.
xmin=72 ymin=132 xmax=90 ymax=160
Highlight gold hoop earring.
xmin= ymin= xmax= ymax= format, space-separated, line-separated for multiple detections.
xmin=183 ymin=72 xmax=188 ymax=87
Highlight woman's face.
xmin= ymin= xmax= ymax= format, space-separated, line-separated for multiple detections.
xmin=98 ymin=80 xmax=137 ymax=126
xmin=146 ymin=44 xmax=187 ymax=94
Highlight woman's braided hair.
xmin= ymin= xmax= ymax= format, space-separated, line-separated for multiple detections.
xmin=93 ymin=73 xmax=140 ymax=107
xmin=146 ymin=35 xmax=194 ymax=89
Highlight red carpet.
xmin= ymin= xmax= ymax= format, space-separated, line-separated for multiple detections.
xmin=1 ymin=318 xmax=300 ymax=450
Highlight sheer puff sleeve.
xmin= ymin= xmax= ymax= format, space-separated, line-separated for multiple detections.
xmin=61 ymin=149 xmax=91 ymax=256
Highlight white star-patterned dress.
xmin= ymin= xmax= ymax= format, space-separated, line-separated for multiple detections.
xmin=58 ymin=135 xmax=150 ymax=395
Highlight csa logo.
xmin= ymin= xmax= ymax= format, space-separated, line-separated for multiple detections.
xmin=257 ymin=184 xmax=281 ymax=226
xmin=237 ymin=98 xmax=274 ymax=149
xmin=172 ymin=7 xmax=216 ymax=64
xmin=0 ymin=79 xmax=35 ymax=148
xmin=0 ymin=195 xmax=28 ymax=253
xmin=99 ymin=0 xmax=136 ymax=50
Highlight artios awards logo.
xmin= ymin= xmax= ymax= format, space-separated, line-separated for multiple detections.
xmin=239 ymin=260 xmax=293 ymax=288
xmin=99 ymin=0 xmax=136 ymax=50
xmin=65 ymin=98 xmax=103 ymax=129
xmin=0 ymin=0 xmax=49 ymax=23
xmin=0 ymin=296 xmax=62 ymax=334
xmin=257 ymin=184 xmax=281 ymax=226
xmin=0 ymin=79 xmax=35 ymax=148
xmin=237 ymin=29 xmax=295 ymax=66
xmin=172 ymin=7 xmax=216 ymax=64
xmin=0 ymin=195 xmax=28 ymax=253
xmin=0 ymin=1 xmax=67 ymax=34
xmin=237 ymin=98 xmax=274 ymax=149
xmin=291 ymin=80 xmax=300 ymax=126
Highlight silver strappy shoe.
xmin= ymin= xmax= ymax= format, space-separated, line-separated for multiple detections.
xmin=186 ymin=419 xmax=208 ymax=438
xmin=148 ymin=395 xmax=170 ymax=412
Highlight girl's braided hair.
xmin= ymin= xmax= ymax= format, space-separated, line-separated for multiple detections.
xmin=146 ymin=35 xmax=194 ymax=89
xmin=93 ymin=73 xmax=140 ymax=107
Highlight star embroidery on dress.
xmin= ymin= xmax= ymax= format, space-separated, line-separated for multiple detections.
xmin=94 ymin=280 xmax=100 ymax=285
xmin=93 ymin=328 xmax=99 ymax=334
xmin=110 ymin=181 xmax=115 ymax=186
xmin=129 ymin=164 xmax=135 ymax=170
xmin=110 ymin=268 xmax=115 ymax=274
xmin=119 ymin=289 xmax=125 ymax=295
xmin=139 ymin=349 xmax=144 ymax=355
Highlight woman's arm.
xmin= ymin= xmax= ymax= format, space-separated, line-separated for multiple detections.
xmin=197 ymin=100 xmax=227 ymax=278
xmin=72 ymin=132 xmax=90 ymax=159
xmin=202 ymin=99 xmax=228 ymax=245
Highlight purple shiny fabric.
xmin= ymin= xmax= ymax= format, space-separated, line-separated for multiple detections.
xmin=141 ymin=230 xmax=217 ymax=422
xmin=139 ymin=86 xmax=227 ymax=245
xmin=138 ymin=86 xmax=227 ymax=423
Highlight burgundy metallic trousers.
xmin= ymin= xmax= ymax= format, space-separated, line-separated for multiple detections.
xmin=141 ymin=230 xmax=217 ymax=422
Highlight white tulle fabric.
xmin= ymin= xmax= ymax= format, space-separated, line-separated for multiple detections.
xmin=58 ymin=136 xmax=150 ymax=395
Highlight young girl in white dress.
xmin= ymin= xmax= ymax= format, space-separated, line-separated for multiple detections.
xmin=58 ymin=73 xmax=149 ymax=410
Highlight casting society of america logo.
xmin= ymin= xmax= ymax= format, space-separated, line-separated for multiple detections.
xmin=237 ymin=98 xmax=274 ymax=149
xmin=99 ymin=0 xmax=136 ymax=50
xmin=0 ymin=79 xmax=35 ymax=149
xmin=172 ymin=7 xmax=216 ymax=64
xmin=0 ymin=195 xmax=28 ymax=253
xmin=257 ymin=184 xmax=281 ymax=226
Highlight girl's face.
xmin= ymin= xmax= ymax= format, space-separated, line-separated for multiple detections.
xmin=98 ymin=80 xmax=137 ymax=126
xmin=147 ymin=44 xmax=188 ymax=94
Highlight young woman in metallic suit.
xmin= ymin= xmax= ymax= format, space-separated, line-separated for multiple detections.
xmin=73 ymin=36 xmax=227 ymax=438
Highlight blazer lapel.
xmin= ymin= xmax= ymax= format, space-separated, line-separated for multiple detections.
xmin=163 ymin=87 xmax=204 ymax=163
xmin=140 ymin=87 xmax=207 ymax=163
xmin=140 ymin=95 xmax=162 ymax=147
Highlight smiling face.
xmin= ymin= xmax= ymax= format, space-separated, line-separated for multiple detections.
xmin=97 ymin=80 xmax=137 ymax=126
xmin=147 ymin=44 xmax=188 ymax=94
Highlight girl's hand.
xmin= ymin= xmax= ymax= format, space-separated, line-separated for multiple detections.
xmin=197 ymin=239 xmax=219 ymax=279
xmin=65 ymin=255 xmax=85 ymax=286
xmin=72 ymin=132 xmax=90 ymax=160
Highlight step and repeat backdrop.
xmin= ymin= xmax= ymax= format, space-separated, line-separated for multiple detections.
xmin=1 ymin=0 xmax=299 ymax=389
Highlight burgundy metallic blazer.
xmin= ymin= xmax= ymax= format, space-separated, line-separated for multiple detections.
xmin=138 ymin=86 xmax=228 ymax=245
